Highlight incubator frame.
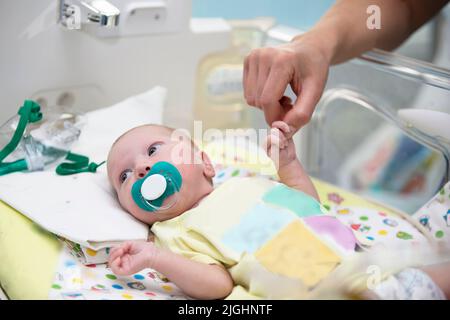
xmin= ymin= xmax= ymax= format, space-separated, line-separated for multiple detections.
xmin=360 ymin=48 xmax=450 ymax=91
xmin=301 ymin=48 xmax=450 ymax=211
xmin=308 ymin=87 xmax=450 ymax=186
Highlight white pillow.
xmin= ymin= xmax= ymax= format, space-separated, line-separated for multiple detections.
xmin=0 ymin=86 xmax=167 ymax=250
xmin=73 ymin=86 xmax=166 ymax=162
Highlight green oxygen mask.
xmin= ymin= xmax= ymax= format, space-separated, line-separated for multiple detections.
xmin=131 ymin=161 xmax=182 ymax=212
xmin=0 ymin=100 xmax=104 ymax=176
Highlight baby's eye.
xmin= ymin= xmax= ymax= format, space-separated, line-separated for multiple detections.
xmin=148 ymin=143 xmax=162 ymax=157
xmin=119 ymin=169 xmax=132 ymax=184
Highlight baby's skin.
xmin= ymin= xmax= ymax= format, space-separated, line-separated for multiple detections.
xmin=106 ymin=121 xmax=319 ymax=299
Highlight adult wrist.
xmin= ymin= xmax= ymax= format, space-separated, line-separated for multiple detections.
xmin=291 ymin=27 xmax=338 ymax=65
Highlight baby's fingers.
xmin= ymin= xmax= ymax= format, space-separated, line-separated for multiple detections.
xmin=116 ymin=255 xmax=136 ymax=276
xmin=265 ymin=132 xmax=280 ymax=161
xmin=110 ymin=256 xmax=122 ymax=273
xmin=111 ymin=256 xmax=131 ymax=276
xmin=270 ymin=127 xmax=288 ymax=149
xmin=121 ymin=255 xmax=133 ymax=272
xmin=109 ymin=247 xmax=124 ymax=263
xmin=271 ymin=121 xmax=290 ymax=135
xmin=270 ymin=128 xmax=282 ymax=146
xmin=119 ymin=241 xmax=138 ymax=255
xmin=265 ymin=129 xmax=280 ymax=153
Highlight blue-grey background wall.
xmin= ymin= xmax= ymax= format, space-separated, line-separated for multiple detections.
xmin=192 ymin=0 xmax=335 ymax=30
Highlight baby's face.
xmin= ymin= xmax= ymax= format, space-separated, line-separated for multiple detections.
xmin=107 ymin=125 xmax=215 ymax=225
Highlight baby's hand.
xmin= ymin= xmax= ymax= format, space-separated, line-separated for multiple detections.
xmin=266 ymin=121 xmax=298 ymax=169
xmin=108 ymin=241 xmax=158 ymax=276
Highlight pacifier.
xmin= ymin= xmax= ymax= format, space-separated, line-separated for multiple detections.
xmin=131 ymin=161 xmax=182 ymax=212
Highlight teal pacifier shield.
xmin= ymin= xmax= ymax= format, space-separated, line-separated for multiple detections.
xmin=132 ymin=162 xmax=182 ymax=212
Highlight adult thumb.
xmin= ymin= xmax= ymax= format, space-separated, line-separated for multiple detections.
xmin=283 ymin=78 xmax=323 ymax=135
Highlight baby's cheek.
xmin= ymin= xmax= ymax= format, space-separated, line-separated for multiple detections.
xmin=118 ymin=189 xmax=135 ymax=214
xmin=180 ymin=165 xmax=205 ymax=194
xmin=180 ymin=163 xmax=203 ymax=180
xmin=118 ymin=191 xmax=157 ymax=224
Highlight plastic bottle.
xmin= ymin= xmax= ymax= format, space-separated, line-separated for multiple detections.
xmin=193 ymin=18 xmax=275 ymax=131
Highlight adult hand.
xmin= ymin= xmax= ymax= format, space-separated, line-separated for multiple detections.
xmin=243 ymin=0 xmax=450 ymax=136
xmin=243 ymin=35 xmax=331 ymax=136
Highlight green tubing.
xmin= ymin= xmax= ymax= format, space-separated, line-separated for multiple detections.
xmin=56 ymin=152 xmax=106 ymax=175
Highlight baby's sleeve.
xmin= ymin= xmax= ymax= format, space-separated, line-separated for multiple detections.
xmin=151 ymin=218 xmax=231 ymax=267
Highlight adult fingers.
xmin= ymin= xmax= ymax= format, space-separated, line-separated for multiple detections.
xmin=243 ymin=50 xmax=260 ymax=107
xmin=255 ymin=51 xmax=272 ymax=107
xmin=260 ymin=62 xmax=292 ymax=125
xmin=283 ymin=77 xmax=323 ymax=134
xmin=279 ymin=96 xmax=293 ymax=109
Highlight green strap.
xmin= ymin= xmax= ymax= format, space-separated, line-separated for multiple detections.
xmin=0 ymin=100 xmax=42 ymax=163
xmin=0 ymin=159 xmax=28 ymax=176
xmin=0 ymin=100 xmax=42 ymax=176
xmin=56 ymin=152 xmax=106 ymax=175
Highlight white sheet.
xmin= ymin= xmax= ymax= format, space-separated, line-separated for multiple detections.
xmin=0 ymin=86 xmax=167 ymax=250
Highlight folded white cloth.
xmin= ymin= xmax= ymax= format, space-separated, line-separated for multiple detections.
xmin=0 ymin=86 xmax=167 ymax=250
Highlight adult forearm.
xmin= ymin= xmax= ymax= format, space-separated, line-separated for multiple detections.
xmin=296 ymin=0 xmax=448 ymax=65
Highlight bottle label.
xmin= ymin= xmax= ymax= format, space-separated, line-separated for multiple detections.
xmin=206 ymin=65 xmax=244 ymax=99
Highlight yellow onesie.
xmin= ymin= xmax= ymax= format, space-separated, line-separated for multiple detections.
xmin=151 ymin=177 xmax=357 ymax=299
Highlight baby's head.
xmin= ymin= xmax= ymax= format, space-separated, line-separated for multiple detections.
xmin=107 ymin=124 xmax=215 ymax=225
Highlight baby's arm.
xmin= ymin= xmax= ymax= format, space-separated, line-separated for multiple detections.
xmin=266 ymin=121 xmax=319 ymax=201
xmin=109 ymin=241 xmax=234 ymax=299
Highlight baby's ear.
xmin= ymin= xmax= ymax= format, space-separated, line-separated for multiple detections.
xmin=201 ymin=151 xmax=215 ymax=179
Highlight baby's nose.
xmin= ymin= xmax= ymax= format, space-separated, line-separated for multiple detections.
xmin=135 ymin=163 xmax=151 ymax=179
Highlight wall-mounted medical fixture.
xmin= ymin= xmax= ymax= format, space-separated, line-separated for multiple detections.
xmin=57 ymin=0 xmax=190 ymax=38
xmin=59 ymin=0 xmax=120 ymax=29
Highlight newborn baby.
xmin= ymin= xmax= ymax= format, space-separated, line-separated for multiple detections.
xmin=106 ymin=121 xmax=357 ymax=299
